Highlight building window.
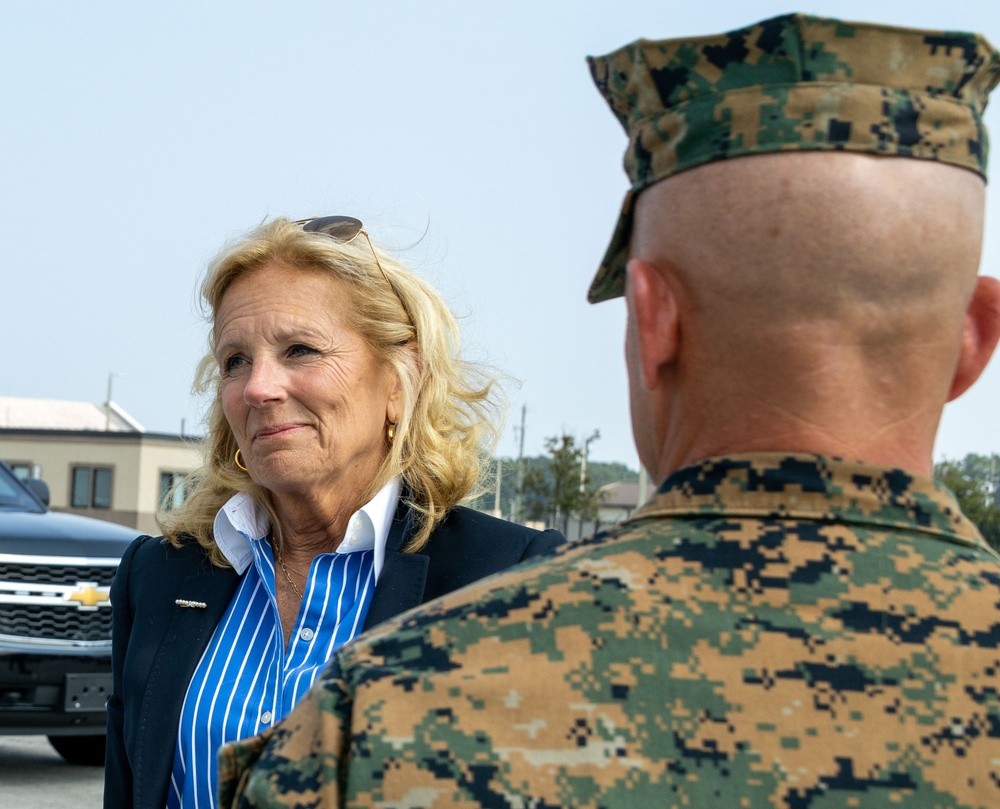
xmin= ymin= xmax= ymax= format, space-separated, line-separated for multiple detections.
xmin=159 ymin=471 xmax=189 ymax=511
xmin=5 ymin=462 xmax=32 ymax=480
xmin=71 ymin=466 xmax=113 ymax=509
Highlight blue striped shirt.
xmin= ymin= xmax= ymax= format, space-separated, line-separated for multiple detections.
xmin=167 ymin=479 xmax=400 ymax=809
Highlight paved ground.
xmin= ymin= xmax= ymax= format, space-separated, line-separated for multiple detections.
xmin=0 ymin=735 xmax=103 ymax=808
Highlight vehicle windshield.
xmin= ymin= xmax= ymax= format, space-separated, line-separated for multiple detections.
xmin=0 ymin=464 xmax=45 ymax=513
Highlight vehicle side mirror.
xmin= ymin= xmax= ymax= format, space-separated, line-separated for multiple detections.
xmin=23 ymin=477 xmax=50 ymax=507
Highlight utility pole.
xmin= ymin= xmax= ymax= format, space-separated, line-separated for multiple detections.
xmin=493 ymin=457 xmax=502 ymax=518
xmin=579 ymin=430 xmax=601 ymax=493
xmin=638 ymin=465 xmax=649 ymax=507
xmin=576 ymin=430 xmax=601 ymax=540
xmin=105 ymin=372 xmax=119 ymax=431
xmin=512 ymin=404 xmax=526 ymax=523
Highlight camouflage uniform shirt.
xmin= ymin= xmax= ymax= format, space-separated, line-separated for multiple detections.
xmin=219 ymin=454 xmax=1000 ymax=808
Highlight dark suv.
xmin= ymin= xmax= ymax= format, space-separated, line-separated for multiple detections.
xmin=0 ymin=460 xmax=136 ymax=765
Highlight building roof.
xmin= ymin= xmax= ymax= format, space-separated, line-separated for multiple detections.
xmin=0 ymin=396 xmax=144 ymax=432
xmin=598 ymin=480 xmax=648 ymax=509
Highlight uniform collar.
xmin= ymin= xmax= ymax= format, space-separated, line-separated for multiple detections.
xmin=629 ymin=453 xmax=990 ymax=551
xmin=212 ymin=477 xmax=403 ymax=576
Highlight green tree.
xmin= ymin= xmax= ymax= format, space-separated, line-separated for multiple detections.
xmin=466 ymin=452 xmax=639 ymax=520
xmin=933 ymin=453 xmax=1000 ymax=551
xmin=521 ymin=433 xmax=605 ymax=534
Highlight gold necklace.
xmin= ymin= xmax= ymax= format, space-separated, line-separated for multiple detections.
xmin=274 ymin=546 xmax=303 ymax=601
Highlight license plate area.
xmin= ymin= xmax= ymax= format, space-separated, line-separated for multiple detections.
xmin=64 ymin=673 xmax=112 ymax=712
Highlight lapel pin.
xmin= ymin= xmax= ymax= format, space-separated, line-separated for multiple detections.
xmin=175 ymin=598 xmax=208 ymax=609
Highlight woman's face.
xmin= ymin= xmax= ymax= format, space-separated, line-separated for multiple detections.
xmin=215 ymin=261 xmax=400 ymax=500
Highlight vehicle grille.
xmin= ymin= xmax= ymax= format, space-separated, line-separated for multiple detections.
xmin=0 ymin=554 xmax=117 ymax=645
xmin=0 ymin=562 xmax=115 ymax=587
xmin=0 ymin=604 xmax=112 ymax=642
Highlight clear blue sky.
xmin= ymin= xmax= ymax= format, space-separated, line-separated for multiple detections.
xmin=2 ymin=1 xmax=997 ymax=470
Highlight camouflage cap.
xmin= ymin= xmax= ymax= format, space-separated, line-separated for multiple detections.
xmin=586 ymin=13 xmax=1000 ymax=303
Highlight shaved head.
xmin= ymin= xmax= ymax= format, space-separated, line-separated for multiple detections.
xmin=625 ymin=152 xmax=995 ymax=478
xmin=633 ymin=151 xmax=984 ymax=332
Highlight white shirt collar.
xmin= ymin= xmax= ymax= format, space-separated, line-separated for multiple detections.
xmin=213 ymin=477 xmax=402 ymax=578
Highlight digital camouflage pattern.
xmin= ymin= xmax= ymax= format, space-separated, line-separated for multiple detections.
xmin=587 ymin=13 xmax=1000 ymax=302
xmin=219 ymin=454 xmax=1000 ymax=808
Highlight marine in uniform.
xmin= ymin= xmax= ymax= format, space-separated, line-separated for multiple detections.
xmin=218 ymin=14 xmax=1000 ymax=808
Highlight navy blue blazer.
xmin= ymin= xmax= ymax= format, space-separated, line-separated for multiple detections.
xmin=103 ymin=503 xmax=562 ymax=809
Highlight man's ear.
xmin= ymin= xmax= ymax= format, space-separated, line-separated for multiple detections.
xmin=625 ymin=258 xmax=681 ymax=391
xmin=947 ymin=275 xmax=1000 ymax=402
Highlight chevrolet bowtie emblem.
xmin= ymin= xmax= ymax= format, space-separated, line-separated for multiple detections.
xmin=67 ymin=584 xmax=110 ymax=609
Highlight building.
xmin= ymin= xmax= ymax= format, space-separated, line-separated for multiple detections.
xmin=595 ymin=479 xmax=649 ymax=526
xmin=0 ymin=396 xmax=202 ymax=535
xmin=559 ymin=476 xmax=650 ymax=542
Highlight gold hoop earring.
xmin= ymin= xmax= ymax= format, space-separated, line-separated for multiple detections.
xmin=386 ymin=422 xmax=396 ymax=446
xmin=234 ymin=449 xmax=248 ymax=472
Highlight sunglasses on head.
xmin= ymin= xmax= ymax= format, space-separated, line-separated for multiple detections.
xmin=295 ymin=215 xmax=414 ymax=332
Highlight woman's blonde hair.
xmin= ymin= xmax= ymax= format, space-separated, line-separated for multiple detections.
xmin=159 ymin=217 xmax=504 ymax=565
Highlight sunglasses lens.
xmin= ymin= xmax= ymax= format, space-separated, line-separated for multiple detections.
xmin=295 ymin=214 xmax=415 ymax=334
xmin=301 ymin=216 xmax=363 ymax=243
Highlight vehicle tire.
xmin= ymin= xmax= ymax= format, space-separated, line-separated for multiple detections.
xmin=47 ymin=734 xmax=106 ymax=766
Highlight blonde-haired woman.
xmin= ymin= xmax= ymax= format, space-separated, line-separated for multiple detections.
xmin=104 ymin=216 xmax=563 ymax=809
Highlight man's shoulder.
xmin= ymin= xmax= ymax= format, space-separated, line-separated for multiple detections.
xmin=343 ymin=483 xmax=1000 ymax=680
xmin=342 ymin=524 xmax=665 ymax=668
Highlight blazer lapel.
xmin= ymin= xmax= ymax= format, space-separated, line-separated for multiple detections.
xmin=362 ymin=503 xmax=429 ymax=631
xmin=135 ymin=563 xmax=239 ymax=809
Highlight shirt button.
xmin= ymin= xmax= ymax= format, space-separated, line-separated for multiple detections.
xmin=299 ymin=627 xmax=315 ymax=641
xmin=261 ymin=711 xmax=273 ymax=724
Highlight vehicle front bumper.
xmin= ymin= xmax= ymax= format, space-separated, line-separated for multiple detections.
xmin=0 ymin=639 xmax=111 ymax=735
